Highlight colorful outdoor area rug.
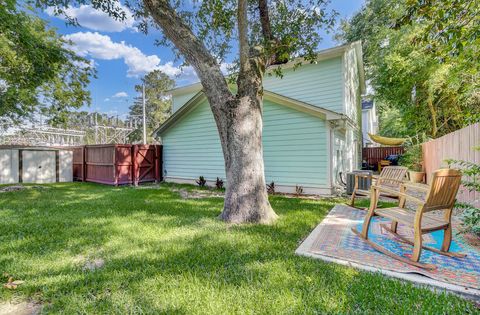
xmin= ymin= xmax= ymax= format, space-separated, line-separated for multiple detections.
xmin=296 ymin=205 xmax=480 ymax=297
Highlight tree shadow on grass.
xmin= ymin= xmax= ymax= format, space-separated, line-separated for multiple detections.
xmin=0 ymin=183 xmax=475 ymax=313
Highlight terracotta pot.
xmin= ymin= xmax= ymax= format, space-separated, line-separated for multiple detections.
xmin=409 ymin=171 xmax=425 ymax=183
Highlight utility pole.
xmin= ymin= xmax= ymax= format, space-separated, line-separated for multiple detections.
xmin=142 ymin=84 xmax=147 ymax=144
xmin=94 ymin=112 xmax=98 ymax=144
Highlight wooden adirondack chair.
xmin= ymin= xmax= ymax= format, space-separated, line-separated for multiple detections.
xmin=349 ymin=166 xmax=408 ymax=208
xmin=352 ymin=169 xmax=466 ymax=270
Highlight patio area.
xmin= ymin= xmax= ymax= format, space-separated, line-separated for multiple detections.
xmin=296 ymin=204 xmax=480 ymax=301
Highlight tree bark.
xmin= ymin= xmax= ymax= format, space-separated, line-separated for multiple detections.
xmin=219 ymin=91 xmax=278 ymax=224
xmin=143 ymin=0 xmax=278 ymax=224
xmin=427 ymin=94 xmax=438 ymax=137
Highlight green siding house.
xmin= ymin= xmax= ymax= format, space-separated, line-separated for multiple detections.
xmin=155 ymin=42 xmax=365 ymax=195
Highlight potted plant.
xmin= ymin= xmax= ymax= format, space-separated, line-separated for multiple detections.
xmin=399 ymin=136 xmax=426 ymax=183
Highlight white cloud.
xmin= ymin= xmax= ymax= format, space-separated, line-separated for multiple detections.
xmin=220 ymin=62 xmax=234 ymax=75
xmin=112 ymin=91 xmax=128 ymax=98
xmin=104 ymin=98 xmax=110 ymax=102
xmin=63 ymin=32 xmax=165 ymax=77
xmin=63 ymin=32 xmax=231 ymax=83
xmin=45 ymin=4 xmax=135 ymax=33
xmin=173 ymin=62 xmax=232 ymax=85
xmin=175 ymin=65 xmax=198 ymax=84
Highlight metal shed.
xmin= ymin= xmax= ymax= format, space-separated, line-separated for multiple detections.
xmin=0 ymin=146 xmax=73 ymax=184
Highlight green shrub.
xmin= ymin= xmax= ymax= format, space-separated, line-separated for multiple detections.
xmin=215 ymin=177 xmax=224 ymax=190
xmin=399 ymin=134 xmax=429 ymax=171
xmin=446 ymin=153 xmax=480 ymax=236
xmin=266 ymin=181 xmax=275 ymax=194
xmin=196 ymin=176 xmax=207 ymax=187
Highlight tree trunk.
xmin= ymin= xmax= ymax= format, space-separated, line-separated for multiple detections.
xmin=143 ymin=0 xmax=278 ymax=224
xmin=427 ymin=92 xmax=438 ymax=137
xmin=217 ymin=93 xmax=278 ymax=224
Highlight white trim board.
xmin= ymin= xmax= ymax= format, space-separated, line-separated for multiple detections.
xmin=295 ymin=219 xmax=480 ymax=302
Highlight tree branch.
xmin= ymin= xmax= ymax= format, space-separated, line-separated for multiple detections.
xmin=238 ymin=0 xmax=250 ymax=75
xmin=142 ymin=0 xmax=232 ymax=107
xmin=258 ymin=0 xmax=273 ymax=42
xmin=258 ymin=0 xmax=288 ymax=66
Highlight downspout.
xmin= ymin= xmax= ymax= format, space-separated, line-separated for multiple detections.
xmin=329 ymin=118 xmax=347 ymax=195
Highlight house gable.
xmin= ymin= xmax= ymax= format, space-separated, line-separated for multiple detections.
xmin=168 ymin=42 xmax=365 ymax=117
xmin=155 ymin=90 xmax=342 ymax=137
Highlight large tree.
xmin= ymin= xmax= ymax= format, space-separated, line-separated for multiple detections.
xmin=0 ymin=0 xmax=94 ymax=126
xmin=38 ymin=0 xmax=336 ymax=223
xmin=338 ymin=0 xmax=480 ymax=138
xmin=128 ymin=70 xmax=174 ymax=143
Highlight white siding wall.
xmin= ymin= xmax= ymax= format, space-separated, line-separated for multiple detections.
xmin=342 ymin=48 xmax=361 ymax=124
xmin=331 ymin=125 xmax=361 ymax=187
xmin=332 ymin=129 xmax=347 ymax=187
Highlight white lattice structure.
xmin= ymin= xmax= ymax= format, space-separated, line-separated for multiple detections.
xmin=0 ymin=126 xmax=85 ymax=146
xmin=0 ymin=113 xmax=141 ymax=146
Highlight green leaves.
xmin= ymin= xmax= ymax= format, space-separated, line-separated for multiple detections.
xmin=338 ymin=0 xmax=480 ymax=138
xmin=446 ymin=148 xmax=480 ymax=235
xmin=0 ymin=0 xmax=94 ymax=125
xmin=400 ymin=0 xmax=480 ymax=58
xmin=128 ymin=70 xmax=174 ymax=142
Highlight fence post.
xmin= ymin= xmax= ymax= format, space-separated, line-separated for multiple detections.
xmin=155 ymin=145 xmax=162 ymax=183
xmin=132 ymin=145 xmax=139 ymax=186
xmin=82 ymin=146 xmax=86 ymax=182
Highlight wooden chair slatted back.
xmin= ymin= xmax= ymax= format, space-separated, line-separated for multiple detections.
xmin=377 ymin=166 xmax=408 ymax=187
xmin=424 ymin=169 xmax=462 ymax=212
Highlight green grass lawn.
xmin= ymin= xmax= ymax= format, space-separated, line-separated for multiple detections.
xmin=0 ymin=183 xmax=477 ymax=314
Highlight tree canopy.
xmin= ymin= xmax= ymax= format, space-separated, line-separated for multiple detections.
xmin=33 ymin=0 xmax=338 ymax=223
xmin=339 ymin=0 xmax=480 ymax=138
xmin=128 ymin=70 xmax=174 ymax=143
xmin=0 ymin=0 xmax=94 ymax=126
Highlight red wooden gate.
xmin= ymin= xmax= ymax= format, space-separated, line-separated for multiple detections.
xmin=132 ymin=144 xmax=162 ymax=185
xmin=67 ymin=144 xmax=162 ymax=185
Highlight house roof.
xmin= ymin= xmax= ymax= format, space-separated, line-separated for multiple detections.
xmin=167 ymin=41 xmax=366 ymax=96
xmin=155 ymin=42 xmax=365 ymax=137
xmin=153 ymin=90 xmax=345 ymax=136
xmin=362 ymin=99 xmax=374 ymax=110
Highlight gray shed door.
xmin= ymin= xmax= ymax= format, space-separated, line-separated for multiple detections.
xmin=22 ymin=150 xmax=56 ymax=183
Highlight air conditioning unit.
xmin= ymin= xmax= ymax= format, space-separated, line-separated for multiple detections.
xmin=346 ymin=170 xmax=373 ymax=195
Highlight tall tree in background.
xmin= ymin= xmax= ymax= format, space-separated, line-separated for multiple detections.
xmin=0 ymin=0 xmax=94 ymax=126
xmin=338 ymin=0 xmax=479 ymax=138
xmin=38 ymin=0 xmax=336 ymax=224
xmin=128 ymin=70 xmax=174 ymax=143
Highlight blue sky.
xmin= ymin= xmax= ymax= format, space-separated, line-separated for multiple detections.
xmin=39 ymin=1 xmax=365 ymax=118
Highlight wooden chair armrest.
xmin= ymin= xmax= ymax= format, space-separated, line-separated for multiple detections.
xmin=355 ymin=173 xmax=373 ymax=179
xmin=371 ymin=185 xmax=425 ymax=206
xmin=401 ymin=182 xmax=430 ymax=192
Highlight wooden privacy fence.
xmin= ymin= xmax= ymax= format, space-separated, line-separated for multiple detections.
xmin=422 ymin=123 xmax=480 ymax=207
xmin=72 ymin=144 xmax=162 ymax=185
xmin=362 ymin=146 xmax=404 ymax=168
xmin=72 ymin=146 xmax=85 ymax=181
